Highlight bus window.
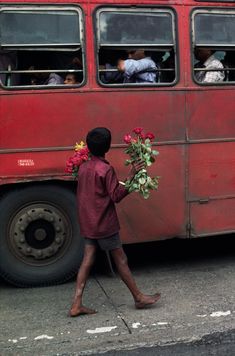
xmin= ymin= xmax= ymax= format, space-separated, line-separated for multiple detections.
xmin=95 ymin=8 xmax=177 ymax=86
xmin=0 ymin=6 xmax=85 ymax=88
xmin=192 ymin=10 xmax=235 ymax=84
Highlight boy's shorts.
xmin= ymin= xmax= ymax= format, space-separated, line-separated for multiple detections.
xmin=84 ymin=233 xmax=122 ymax=251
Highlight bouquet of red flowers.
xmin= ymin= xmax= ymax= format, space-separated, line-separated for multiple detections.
xmin=65 ymin=141 xmax=90 ymax=177
xmin=123 ymin=127 xmax=159 ymax=199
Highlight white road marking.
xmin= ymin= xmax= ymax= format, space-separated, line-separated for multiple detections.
xmin=210 ymin=311 xmax=231 ymax=317
xmin=34 ymin=334 xmax=54 ymax=340
xmin=132 ymin=322 xmax=141 ymax=329
xmin=157 ymin=322 xmax=169 ymax=325
xmin=86 ymin=326 xmax=117 ymax=334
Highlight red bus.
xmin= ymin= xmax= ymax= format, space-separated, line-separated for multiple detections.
xmin=0 ymin=0 xmax=235 ymax=286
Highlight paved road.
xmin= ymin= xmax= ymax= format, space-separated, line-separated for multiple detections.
xmin=0 ymin=235 xmax=235 ymax=355
xmin=104 ymin=330 xmax=235 ymax=356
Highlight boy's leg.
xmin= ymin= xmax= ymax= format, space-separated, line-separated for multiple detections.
xmin=110 ymin=247 xmax=161 ymax=309
xmin=70 ymin=244 xmax=97 ymax=317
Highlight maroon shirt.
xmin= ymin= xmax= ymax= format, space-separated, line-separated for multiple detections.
xmin=77 ymin=156 xmax=128 ymax=238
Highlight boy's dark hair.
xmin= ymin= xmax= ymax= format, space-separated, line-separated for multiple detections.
xmin=86 ymin=127 xmax=111 ymax=156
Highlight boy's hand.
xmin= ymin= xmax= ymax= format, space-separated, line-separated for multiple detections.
xmin=127 ymin=160 xmax=145 ymax=181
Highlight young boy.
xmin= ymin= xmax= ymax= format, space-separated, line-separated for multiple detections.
xmin=70 ymin=127 xmax=161 ymax=317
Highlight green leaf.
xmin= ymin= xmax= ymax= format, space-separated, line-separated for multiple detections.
xmin=139 ymin=177 xmax=146 ymax=184
xmin=152 ymin=150 xmax=159 ymax=156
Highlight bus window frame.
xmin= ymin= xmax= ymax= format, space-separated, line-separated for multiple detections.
xmin=94 ymin=6 xmax=179 ymax=88
xmin=191 ymin=7 xmax=235 ymax=86
xmin=0 ymin=5 xmax=86 ymax=90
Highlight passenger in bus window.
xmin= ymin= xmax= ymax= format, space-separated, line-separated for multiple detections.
xmin=46 ymin=72 xmax=64 ymax=86
xmin=117 ymin=50 xmax=158 ymax=84
xmin=64 ymin=72 xmax=80 ymax=85
xmin=63 ymin=64 xmax=82 ymax=85
xmin=194 ymin=48 xmax=224 ymax=83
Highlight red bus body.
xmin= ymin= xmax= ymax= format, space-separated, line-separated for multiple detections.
xmin=0 ymin=0 xmax=235 ymax=286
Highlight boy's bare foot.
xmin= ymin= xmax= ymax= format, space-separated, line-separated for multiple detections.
xmin=135 ymin=293 xmax=161 ymax=309
xmin=69 ymin=305 xmax=97 ymax=317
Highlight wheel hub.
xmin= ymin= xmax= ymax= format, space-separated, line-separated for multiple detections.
xmin=10 ymin=205 xmax=69 ymax=263
xmin=34 ymin=228 xmax=47 ymax=241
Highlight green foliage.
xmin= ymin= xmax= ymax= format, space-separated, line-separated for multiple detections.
xmin=124 ymin=136 xmax=160 ymax=199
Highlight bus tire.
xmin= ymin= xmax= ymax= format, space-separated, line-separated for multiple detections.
xmin=0 ymin=185 xmax=83 ymax=287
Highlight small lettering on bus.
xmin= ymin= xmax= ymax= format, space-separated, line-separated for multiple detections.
xmin=17 ymin=159 xmax=35 ymax=167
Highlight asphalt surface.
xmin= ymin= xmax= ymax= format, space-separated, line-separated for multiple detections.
xmin=0 ymin=235 xmax=235 ymax=355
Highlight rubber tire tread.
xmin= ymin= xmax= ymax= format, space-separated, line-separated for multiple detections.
xmin=0 ymin=185 xmax=83 ymax=287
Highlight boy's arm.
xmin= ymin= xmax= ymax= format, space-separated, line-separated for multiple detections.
xmin=105 ymin=167 xmax=129 ymax=203
xmin=105 ymin=161 xmax=145 ymax=203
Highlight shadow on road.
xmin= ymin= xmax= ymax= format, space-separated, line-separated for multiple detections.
xmin=0 ymin=234 xmax=234 ymax=286
xmin=96 ymin=233 xmax=235 ymax=274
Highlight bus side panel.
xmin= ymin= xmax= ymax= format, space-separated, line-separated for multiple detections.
xmin=0 ymin=90 xmax=186 ymax=150
xmin=187 ymin=86 xmax=235 ymax=236
xmin=190 ymin=199 xmax=235 ymax=236
xmin=188 ymin=142 xmax=235 ymax=236
xmin=187 ymin=89 xmax=235 ymax=140
xmin=189 ymin=142 xmax=235 ymax=199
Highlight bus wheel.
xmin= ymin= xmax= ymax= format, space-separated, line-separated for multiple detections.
xmin=0 ymin=185 xmax=83 ymax=287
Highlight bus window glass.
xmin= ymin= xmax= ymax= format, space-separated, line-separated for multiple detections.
xmin=0 ymin=11 xmax=80 ymax=47
xmin=0 ymin=7 xmax=84 ymax=89
xmin=194 ymin=14 xmax=235 ymax=45
xmin=192 ymin=10 xmax=235 ymax=84
xmin=99 ymin=12 xmax=173 ymax=45
xmin=96 ymin=8 xmax=177 ymax=86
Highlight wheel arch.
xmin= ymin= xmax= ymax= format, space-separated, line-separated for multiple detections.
xmin=0 ymin=179 xmax=77 ymax=199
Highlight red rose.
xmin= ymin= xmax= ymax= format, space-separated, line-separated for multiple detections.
xmin=124 ymin=134 xmax=132 ymax=144
xmin=133 ymin=127 xmax=143 ymax=135
xmin=71 ymin=156 xmax=82 ymax=166
xmin=65 ymin=167 xmax=73 ymax=173
xmin=65 ymin=160 xmax=74 ymax=173
xmin=145 ymin=132 xmax=155 ymax=141
xmin=79 ymin=147 xmax=89 ymax=156
xmin=81 ymin=154 xmax=89 ymax=161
